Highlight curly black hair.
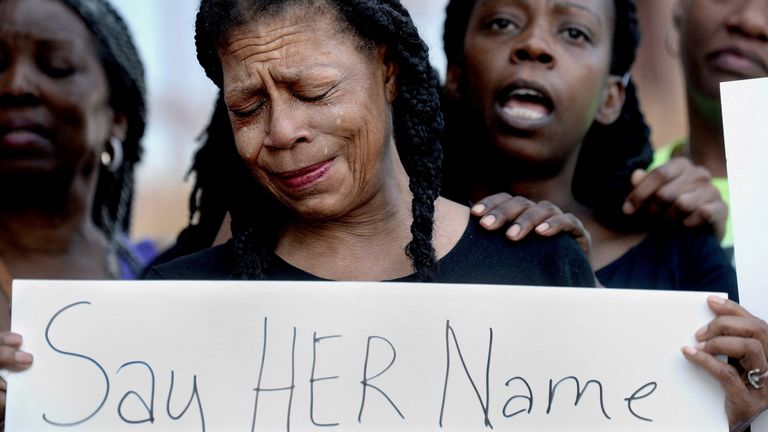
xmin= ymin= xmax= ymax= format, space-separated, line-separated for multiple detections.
xmin=441 ymin=0 xmax=652 ymax=226
xmin=192 ymin=0 xmax=444 ymax=280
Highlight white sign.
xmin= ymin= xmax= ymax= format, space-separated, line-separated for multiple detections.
xmin=7 ymin=280 xmax=725 ymax=431
xmin=722 ymin=77 xmax=768 ymax=321
xmin=722 ymin=76 xmax=768 ymax=432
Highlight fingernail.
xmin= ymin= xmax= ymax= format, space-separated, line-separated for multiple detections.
xmin=480 ymin=215 xmax=496 ymax=227
xmin=507 ymin=224 xmax=522 ymax=240
xmin=623 ymin=202 xmax=635 ymax=214
xmin=682 ymin=346 xmax=697 ymax=356
xmin=3 ymin=333 xmax=21 ymax=346
xmin=695 ymin=325 xmax=707 ymax=339
xmin=708 ymin=295 xmax=726 ymax=305
xmin=15 ymin=351 xmax=32 ymax=365
xmin=695 ymin=342 xmax=706 ymax=350
xmin=471 ymin=204 xmax=486 ymax=214
xmin=535 ymin=223 xmax=551 ymax=234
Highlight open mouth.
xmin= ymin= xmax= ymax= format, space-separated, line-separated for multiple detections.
xmin=498 ymin=84 xmax=554 ymax=122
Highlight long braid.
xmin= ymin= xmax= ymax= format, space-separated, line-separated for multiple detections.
xmin=337 ymin=0 xmax=443 ymax=280
xmin=102 ymin=166 xmax=144 ymax=277
xmin=194 ymin=0 xmax=443 ymax=281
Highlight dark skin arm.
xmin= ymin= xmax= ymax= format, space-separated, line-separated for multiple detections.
xmin=473 ymin=157 xmax=727 ymax=254
xmin=623 ymin=157 xmax=727 ymax=240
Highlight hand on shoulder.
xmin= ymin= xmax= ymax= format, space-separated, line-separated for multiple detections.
xmin=623 ymin=157 xmax=727 ymax=240
xmin=471 ymin=193 xmax=592 ymax=259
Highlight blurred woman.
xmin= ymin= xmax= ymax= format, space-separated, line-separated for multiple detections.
xmin=0 ymin=0 xmax=147 ymax=304
xmin=651 ymin=0 xmax=768 ymax=256
xmin=0 ymin=0 xmax=146 ymax=417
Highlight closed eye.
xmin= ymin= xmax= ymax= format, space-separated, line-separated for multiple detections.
xmin=297 ymin=91 xmax=329 ymax=103
xmin=40 ymin=62 xmax=76 ymax=78
xmin=230 ymin=98 xmax=267 ymax=118
xmin=294 ymin=85 xmax=336 ymax=103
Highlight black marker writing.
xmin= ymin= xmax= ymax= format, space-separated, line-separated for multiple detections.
xmin=310 ymin=333 xmax=341 ymax=427
xmin=624 ymin=382 xmax=657 ymax=422
xmin=166 ymin=371 xmax=206 ymax=431
xmin=502 ymin=376 xmax=533 ymax=418
xmin=250 ymin=317 xmax=297 ymax=432
xmin=358 ymin=336 xmax=404 ymax=423
xmin=117 ymin=361 xmax=156 ymax=424
xmin=439 ymin=320 xmax=493 ymax=429
xmin=547 ymin=376 xmax=611 ymax=420
xmin=42 ymin=301 xmax=109 ymax=427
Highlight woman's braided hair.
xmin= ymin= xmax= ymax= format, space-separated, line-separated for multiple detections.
xmin=56 ymin=0 xmax=147 ymax=275
xmin=442 ymin=0 xmax=652 ymax=225
xmin=194 ymin=0 xmax=444 ymax=280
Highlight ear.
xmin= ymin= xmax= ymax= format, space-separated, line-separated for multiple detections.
xmin=672 ymin=0 xmax=685 ymax=31
xmin=594 ymin=75 xmax=626 ymax=126
xmin=379 ymin=47 xmax=399 ymax=103
xmin=110 ymin=112 xmax=129 ymax=142
xmin=445 ymin=63 xmax=462 ymax=99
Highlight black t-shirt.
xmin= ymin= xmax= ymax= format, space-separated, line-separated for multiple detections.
xmin=148 ymin=221 xmax=596 ymax=288
xmin=595 ymin=226 xmax=739 ymax=301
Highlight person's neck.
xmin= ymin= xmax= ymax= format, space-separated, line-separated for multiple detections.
xmin=276 ymin=159 xmax=417 ymax=281
xmin=687 ymin=91 xmax=728 ymax=178
xmin=0 ymin=207 xmax=92 ymax=251
xmin=0 ymin=207 xmax=111 ymax=280
xmin=475 ymin=147 xmax=585 ymax=214
xmin=469 ymin=149 xmax=648 ymax=272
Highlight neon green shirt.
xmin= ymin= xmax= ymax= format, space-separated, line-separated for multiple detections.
xmin=650 ymin=139 xmax=732 ymax=249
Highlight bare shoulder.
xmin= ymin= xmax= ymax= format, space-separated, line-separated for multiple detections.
xmin=432 ymin=197 xmax=471 ymax=261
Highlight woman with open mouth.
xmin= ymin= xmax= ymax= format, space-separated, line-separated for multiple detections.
xmin=440 ymin=0 xmax=768 ymax=429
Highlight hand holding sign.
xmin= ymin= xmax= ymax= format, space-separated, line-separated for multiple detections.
xmin=5 ymin=280 xmax=730 ymax=431
xmin=683 ymin=296 xmax=768 ymax=432
xmin=0 ymin=332 xmax=32 ymax=425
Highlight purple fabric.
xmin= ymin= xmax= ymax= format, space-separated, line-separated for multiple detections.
xmin=119 ymin=239 xmax=158 ymax=279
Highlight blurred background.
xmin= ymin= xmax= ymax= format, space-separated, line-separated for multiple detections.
xmin=109 ymin=0 xmax=687 ymax=248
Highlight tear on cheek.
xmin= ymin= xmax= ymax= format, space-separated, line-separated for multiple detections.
xmin=335 ymin=110 xmax=345 ymax=127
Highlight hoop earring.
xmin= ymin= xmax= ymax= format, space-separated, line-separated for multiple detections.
xmin=665 ymin=28 xmax=680 ymax=57
xmin=101 ymin=136 xmax=124 ymax=173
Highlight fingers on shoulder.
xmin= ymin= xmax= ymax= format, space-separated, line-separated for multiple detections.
xmin=472 ymin=192 xmax=515 ymax=216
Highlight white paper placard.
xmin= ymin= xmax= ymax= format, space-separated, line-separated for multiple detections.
xmin=722 ymin=76 xmax=768 ymax=432
xmin=6 ymin=280 xmax=725 ymax=431
xmin=722 ymin=77 xmax=768 ymax=321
